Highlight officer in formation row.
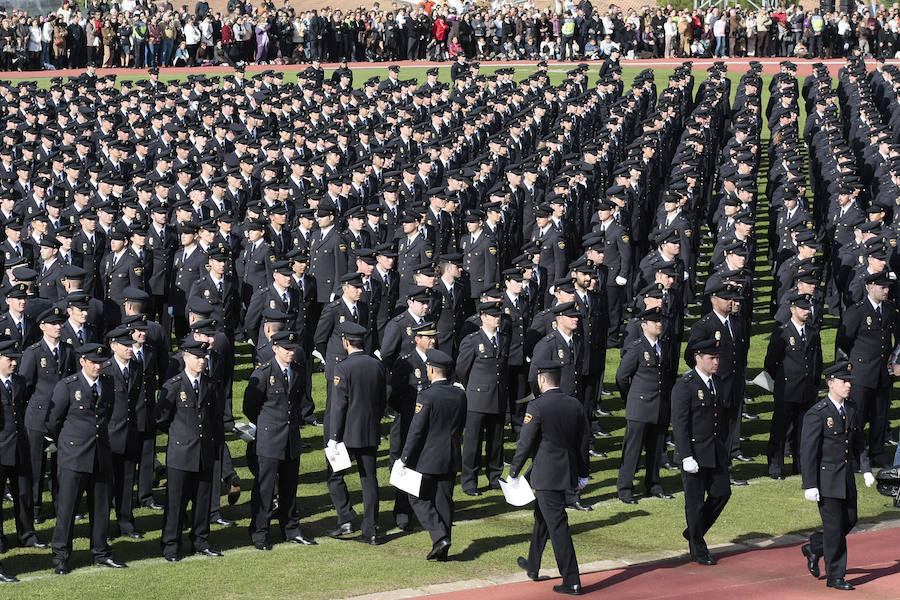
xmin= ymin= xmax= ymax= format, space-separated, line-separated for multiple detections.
xmin=0 ymin=55 xmax=886 ymax=591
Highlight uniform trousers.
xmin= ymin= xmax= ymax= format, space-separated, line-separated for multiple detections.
xmin=209 ymin=443 xmax=237 ymax=521
xmin=526 ymin=489 xmax=581 ymax=587
xmin=136 ymin=430 xmax=158 ymax=505
xmin=26 ymin=428 xmax=56 ymax=518
xmin=409 ymin=473 xmax=455 ymax=544
xmin=111 ymin=452 xmax=138 ymax=534
xmin=162 ymin=466 xmax=213 ymax=558
xmin=681 ymin=462 xmax=731 ymax=557
xmin=461 ymin=411 xmax=504 ymax=492
xmin=51 ymin=463 xmax=112 ymax=567
xmin=850 ymin=382 xmax=891 ymax=465
xmin=327 ymin=446 xmax=379 ymax=537
xmin=617 ymin=420 xmax=665 ymax=497
xmin=249 ymin=454 xmax=302 ymax=545
xmin=506 ymin=365 xmax=528 ymax=435
xmin=0 ymin=463 xmax=38 ymax=545
xmin=810 ymin=492 xmax=857 ymax=580
xmin=767 ymin=398 xmax=809 ymax=476
xmin=389 ymin=409 xmax=414 ymax=527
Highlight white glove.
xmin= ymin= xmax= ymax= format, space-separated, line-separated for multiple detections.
xmin=326 ymin=439 xmax=338 ymax=451
xmin=311 ymin=350 xmax=324 ymax=363
xmin=683 ymin=271 xmax=689 ymax=280
xmin=615 ymin=275 xmax=628 ymax=286
xmin=167 ymin=306 xmax=174 ymax=317
xmin=864 ymin=472 xmax=876 ymax=488
xmin=374 ymin=349 xmax=382 ymax=360
xmin=577 ymin=476 xmax=589 ymax=490
xmin=681 ymin=456 xmax=699 ymax=474
xmin=804 ymin=488 xmax=820 ymax=502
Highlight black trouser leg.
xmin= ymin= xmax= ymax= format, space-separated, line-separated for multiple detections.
xmin=86 ymin=467 xmax=112 ymax=561
xmin=353 ymin=447 xmax=379 ymax=537
xmin=161 ymin=467 xmax=190 ymax=558
xmin=461 ymin=411 xmax=485 ymax=492
xmin=681 ymin=463 xmax=731 ymax=555
xmin=533 ymin=489 xmax=581 ymax=587
xmin=191 ymin=468 xmax=213 ymax=552
xmin=326 ymin=458 xmax=358 ymax=527
xmin=484 ymin=413 xmax=504 ymax=487
xmin=617 ymin=420 xmax=646 ymax=498
xmin=137 ymin=430 xmax=157 ymax=505
xmin=112 ymin=452 xmax=136 ymax=534
xmin=26 ymin=428 xmax=46 ymax=519
xmin=409 ymin=474 xmax=447 ymax=544
xmin=812 ymin=493 xmax=857 ymax=581
xmin=275 ymin=454 xmax=302 ymax=540
xmin=767 ymin=398 xmax=788 ymax=476
xmin=643 ymin=422 xmax=664 ymax=494
xmin=250 ymin=455 xmax=278 ymax=546
xmin=0 ymin=464 xmax=38 ymax=546
xmin=301 ymin=353 xmax=316 ymax=423
xmin=51 ymin=468 xmax=85 ymax=568
xmin=507 ymin=365 xmax=528 ymax=435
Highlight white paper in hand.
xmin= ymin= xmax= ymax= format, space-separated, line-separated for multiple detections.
xmin=233 ymin=422 xmax=257 ymax=442
xmin=325 ymin=442 xmax=352 ymax=472
xmin=390 ymin=461 xmax=422 ymax=497
xmin=499 ymin=477 xmax=535 ymax=506
xmin=751 ymin=371 xmax=775 ymax=393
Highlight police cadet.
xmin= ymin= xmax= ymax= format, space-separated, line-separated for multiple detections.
xmin=461 ymin=209 xmax=499 ymax=300
xmin=764 ymin=292 xmax=823 ymax=479
xmin=155 ymin=339 xmax=224 ymax=562
xmin=325 ymin=322 xmax=386 ymax=545
xmin=103 ymin=327 xmax=145 ymax=540
xmin=511 ymin=359 xmax=589 ymax=596
xmin=47 ymin=343 xmax=127 ymax=574
xmin=100 ymin=229 xmax=144 ymax=327
xmin=0 ymin=340 xmax=47 ymax=558
xmin=20 ymin=306 xmax=76 ymax=524
xmin=457 ymin=301 xmax=509 ymax=496
xmin=243 ymin=330 xmax=317 ymax=551
xmin=171 ymin=223 xmax=208 ymax=339
xmin=388 ymin=322 xmax=436 ymax=532
xmin=672 ymin=338 xmax=731 ymax=566
xmin=0 ymin=283 xmax=37 ymax=348
xmin=615 ymin=307 xmax=674 ymax=504
xmin=501 ymin=267 xmax=530 ymax=434
xmin=236 ymin=219 xmax=273 ymax=309
xmin=398 ymin=348 xmax=467 ymax=562
xmin=592 ymin=197 xmax=632 ymax=347
xmin=309 ymin=202 xmax=347 ymax=305
xmin=381 ymin=286 xmax=432 ymax=370
xmin=835 ymin=270 xmax=898 ymax=468
xmin=800 ymin=361 xmax=875 ymax=591
xmin=188 ymin=247 xmax=240 ymax=340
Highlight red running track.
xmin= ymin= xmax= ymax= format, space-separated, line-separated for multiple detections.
xmin=3 ymin=57 xmax=900 ymax=80
xmin=421 ymin=527 xmax=900 ymax=599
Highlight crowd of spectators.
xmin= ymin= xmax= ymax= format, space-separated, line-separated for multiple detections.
xmin=1 ymin=0 xmax=900 ymax=71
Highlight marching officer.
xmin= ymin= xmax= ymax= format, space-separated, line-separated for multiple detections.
xmin=763 ymin=292 xmax=823 ymax=479
xmin=325 ymin=322 xmax=387 ymax=545
xmin=47 ymin=343 xmax=128 ymax=574
xmin=510 ymin=359 xmax=589 ymax=596
xmin=672 ymin=337 xmax=732 ymax=566
xmin=100 ymin=230 xmax=143 ymax=327
xmin=800 ymin=361 xmax=875 ymax=591
xmin=615 ymin=307 xmax=674 ymax=504
xmin=155 ymin=339 xmax=224 ymax=562
xmin=398 ymin=348 xmax=467 ymax=562
xmin=243 ymin=330 xmax=317 ymax=550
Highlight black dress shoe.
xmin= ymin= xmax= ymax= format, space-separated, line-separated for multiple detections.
xmin=142 ymin=501 xmax=164 ymax=511
xmin=212 ymin=517 xmax=236 ymax=527
xmin=462 ymin=489 xmax=482 ymax=497
xmin=288 ymin=535 xmax=317 ymax=546
xmin=197 ymin=548 xmax=223 ymax=557
xmin=552 ymin=583 xmax=583 ymax=595
xmin=741 ymin=411 xmax=759 ymax=421
xmin=24 ymin=540 xmax=48 ymax=549
xmin=733 ymin=454 xmax=753 ymax=463
xmin=651 ymin=492 xmax=674 ymax=500
xmin=826 ymin=578 xmax=854 ymax=590
xmin=326 ymin=522 xmax=356 ymax=538
xmin=75 ymin=513 xmax=86 ymax=521
xmin=593 ymin=408 xmax=612 ymax=417
xmin=600 ymin=389 xmax=613 ymax=397
xmin=729 ymin=477 xmax=749 ymax=486
xmin=489 ymin=481 xmax=501 ymax=490
xmin=307 ymin=419 xmax=323 ymax=427
xmin=770 ymin=474 xmax=786 ymax=481
xmin=123 ymin=531 xmax=144 ymax=540
xmin=0 ymin=570 xmax=18 ymax=583
xmin=692 ymin=553 xmax=717 ymax=566
xmin=255 ymin=543 xmax=272 ymax=551
xmin=54 ymin=565 xmax=69 ymax=575
xmin=619 ymin=496 xmax=638 ymax=505
xmin=94 ymin=557 xmax=128 ymax=568
xmin=566 ymin=501 xmax=593 ymax=511
xmin=354 ymin=534 xmax=382 ymax=546
xmin=801 ymin=544 xmax=820 ymax=578
xmin=592 ymin=430 xmax=612 ymax=438
xmin=426 ymin=537 xmax=451 ymax=560
xmin=34 ymin=515 xmax=45 ymax=525
xmin=165 ymin=555 xmax=181 ymax=562
xmin=588 ymin=449 xmax=606 ymax=458
xmin=517 ymin=556 xmax=539 ymax=581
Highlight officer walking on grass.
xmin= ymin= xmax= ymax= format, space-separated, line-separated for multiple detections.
xmin=800 ymin=360 xmax=875 ymax=591
xmin=511 ymin=359 xmax=589 ymax=596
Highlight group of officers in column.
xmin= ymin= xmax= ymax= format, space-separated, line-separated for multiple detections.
xmin=0 ymin=54 xmax=888 ymax=594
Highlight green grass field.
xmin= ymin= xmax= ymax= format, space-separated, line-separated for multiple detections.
xmin=2 ymin=65 xmax=897 ymax=600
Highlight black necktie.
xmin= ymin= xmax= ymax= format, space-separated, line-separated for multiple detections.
xmin=3 ymin=380 xmax=10 ymax=397
xmin=217 ymin=281 xmax=223 ymax=294
xmin=192 ymin=378 xmax=200 ymax=398
xmin=136 ymin=350 xmax=143 ymax=365
xmin=567 ymin=338 xmax=574 ymax=355
xmin=91 ymin=383 xmax=98 ymax=401
xmin=77 ymin=330 xmax=84 ymax=345
xmin=709 ymin=379 xmax=716 ymax=400
xmin=352 ymin=305 xmax=359 ymax=322
xmin=800 ymin=328 xmax=806 ymax=344
xmin=839 ymin=405 xmax=846 ymax=424
xmin=52 ymin=347 xmax=59 ymax=363
xmin=16 ymin=322 xmax=22 ymax=339
xmin=123 ymin=365 xmax=129 ymax=381
xmin=283 ymin=368 xmax=290 ymax=387
xmin=491 ymin=336 xmax=499 ymax=353
xmin=877 ymin=305 xmax=882 ymax=319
